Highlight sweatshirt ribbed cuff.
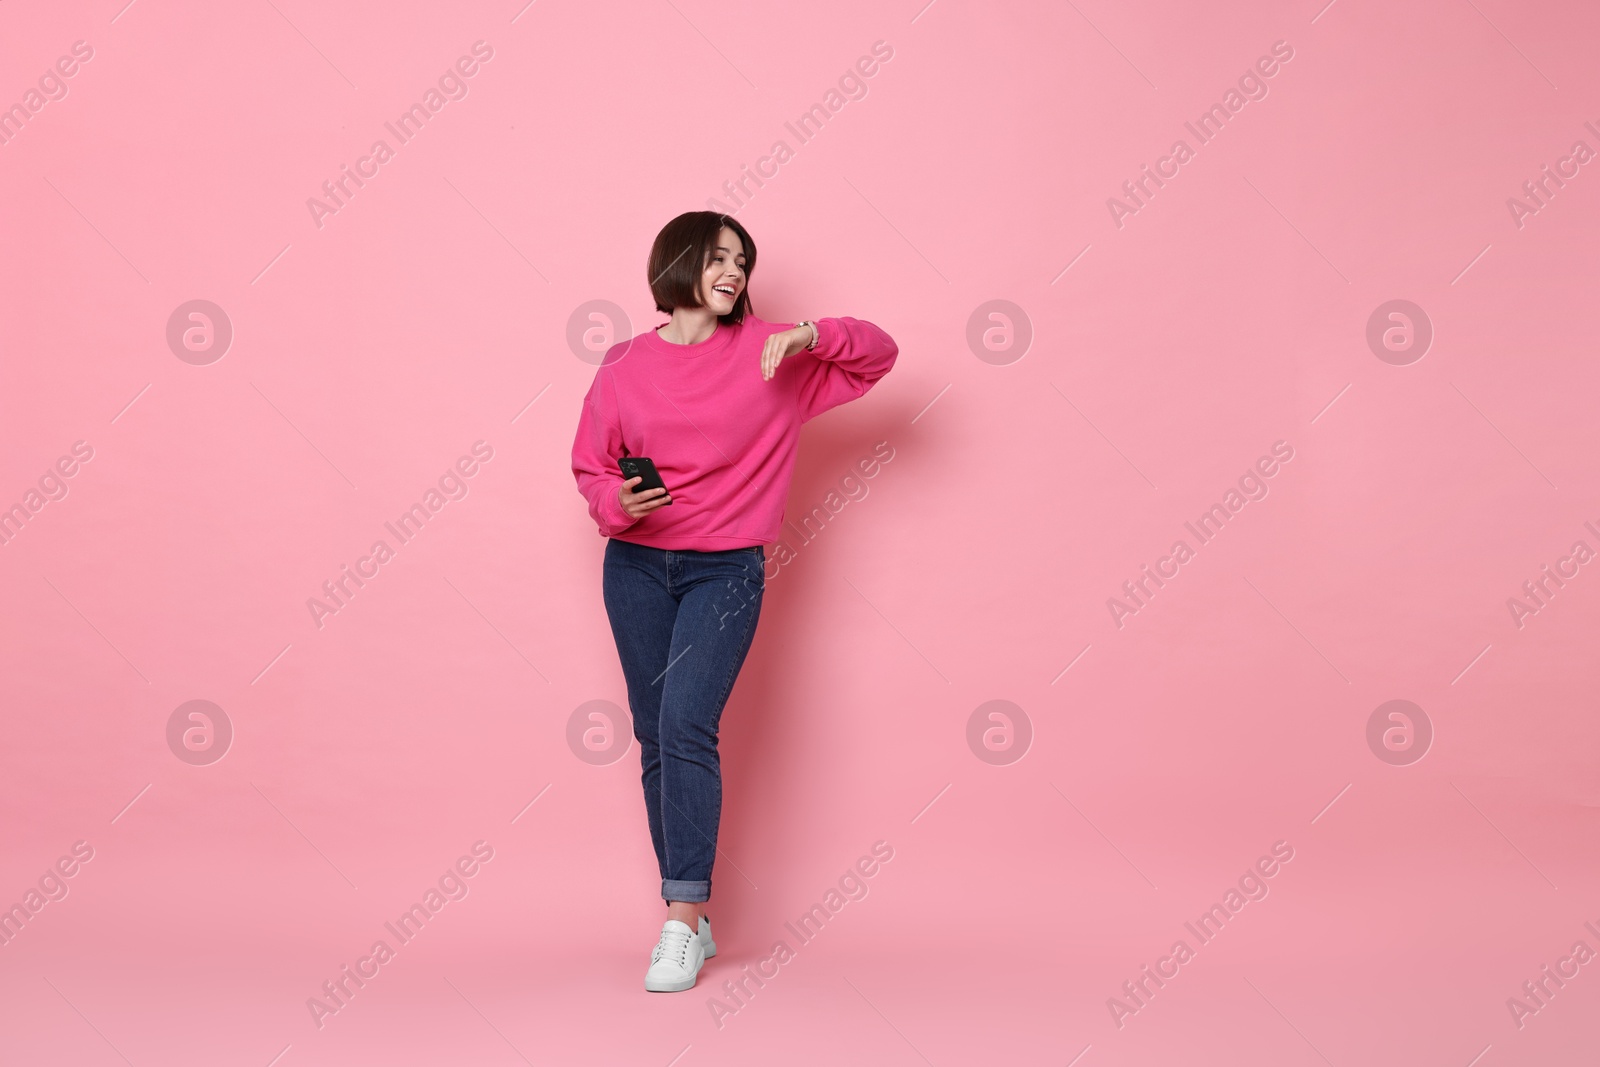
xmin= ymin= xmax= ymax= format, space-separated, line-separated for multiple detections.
xmin=811 ymin=317 xmax=835 ymax=356
xmin=602 ymin=483 xmax=636 ymax=532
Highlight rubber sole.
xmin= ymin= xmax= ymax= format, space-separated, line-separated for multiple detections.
xmin=644 ymin=975 xmax=698 ymax=992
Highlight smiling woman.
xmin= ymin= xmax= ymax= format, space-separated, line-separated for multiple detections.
xmin=570 ymin=210 xmax=899 ymax=994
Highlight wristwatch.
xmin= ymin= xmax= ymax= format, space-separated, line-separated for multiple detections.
xmin=795 ymin=320 xmax=820 ymax=350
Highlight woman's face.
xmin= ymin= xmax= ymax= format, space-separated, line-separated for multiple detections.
xmin=698 ymin=226 xmax=746 ymax=315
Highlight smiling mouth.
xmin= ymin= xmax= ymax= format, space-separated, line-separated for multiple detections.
xmin=712 ymin=285 xmax=737 ymax=298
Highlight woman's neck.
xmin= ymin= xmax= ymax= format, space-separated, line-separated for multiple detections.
xmin=658 ymin=307 xmax=720 ymax=345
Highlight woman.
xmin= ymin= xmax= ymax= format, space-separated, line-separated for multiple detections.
xmin=570 ymin=211 xmax=898 ymax=992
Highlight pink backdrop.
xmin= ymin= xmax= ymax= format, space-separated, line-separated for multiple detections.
xmin=3 ymin=0 xmax=1599 ymax=1064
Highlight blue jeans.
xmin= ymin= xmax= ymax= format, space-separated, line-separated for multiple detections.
xmin=602 ymin=538 xmax=765 ymax=903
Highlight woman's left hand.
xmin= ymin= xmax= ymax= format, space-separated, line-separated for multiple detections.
xmin=761 ymin=326 xmax=812 ymax=381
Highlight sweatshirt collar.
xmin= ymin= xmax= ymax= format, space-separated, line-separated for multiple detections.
xmin=642 ymin=320 xmax=737 ymax=358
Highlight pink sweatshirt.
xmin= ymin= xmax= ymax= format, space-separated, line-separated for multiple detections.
xmin=571 ymin=314 xmax=898 ymax=550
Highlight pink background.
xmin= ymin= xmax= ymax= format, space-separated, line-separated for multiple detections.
xmin=3 ymin=0 xmax=1599 ymax=1063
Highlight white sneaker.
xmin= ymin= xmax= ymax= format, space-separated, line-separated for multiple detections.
xmin=644 ymin=919 xmax=705 ymax=992
xmin=699 ymin=914 xmax=717 ymax=958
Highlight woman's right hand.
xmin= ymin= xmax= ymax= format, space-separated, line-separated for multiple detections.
xmin=619 ymin=475 xmax=671 ymax=519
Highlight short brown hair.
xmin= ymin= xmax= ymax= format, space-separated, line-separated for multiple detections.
xmin=647 ymin=211 xmax=757 ymax=323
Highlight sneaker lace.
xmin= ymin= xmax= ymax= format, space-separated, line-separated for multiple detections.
xmin=652 ymin=927 xmax=692 ymax=966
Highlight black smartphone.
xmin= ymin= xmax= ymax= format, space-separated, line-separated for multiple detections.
xmin=619 ymin=456 xmax=671 ymax=505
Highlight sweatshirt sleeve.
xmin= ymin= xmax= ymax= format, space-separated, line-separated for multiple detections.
xmin=790 ymin=316 xmax=898 ymax=424
xmin=571 ymin=370 xmax=639 ymax=538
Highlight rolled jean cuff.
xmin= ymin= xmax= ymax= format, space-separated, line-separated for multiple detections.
xmin=662 ymin=878 xmax=710 ymax=903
